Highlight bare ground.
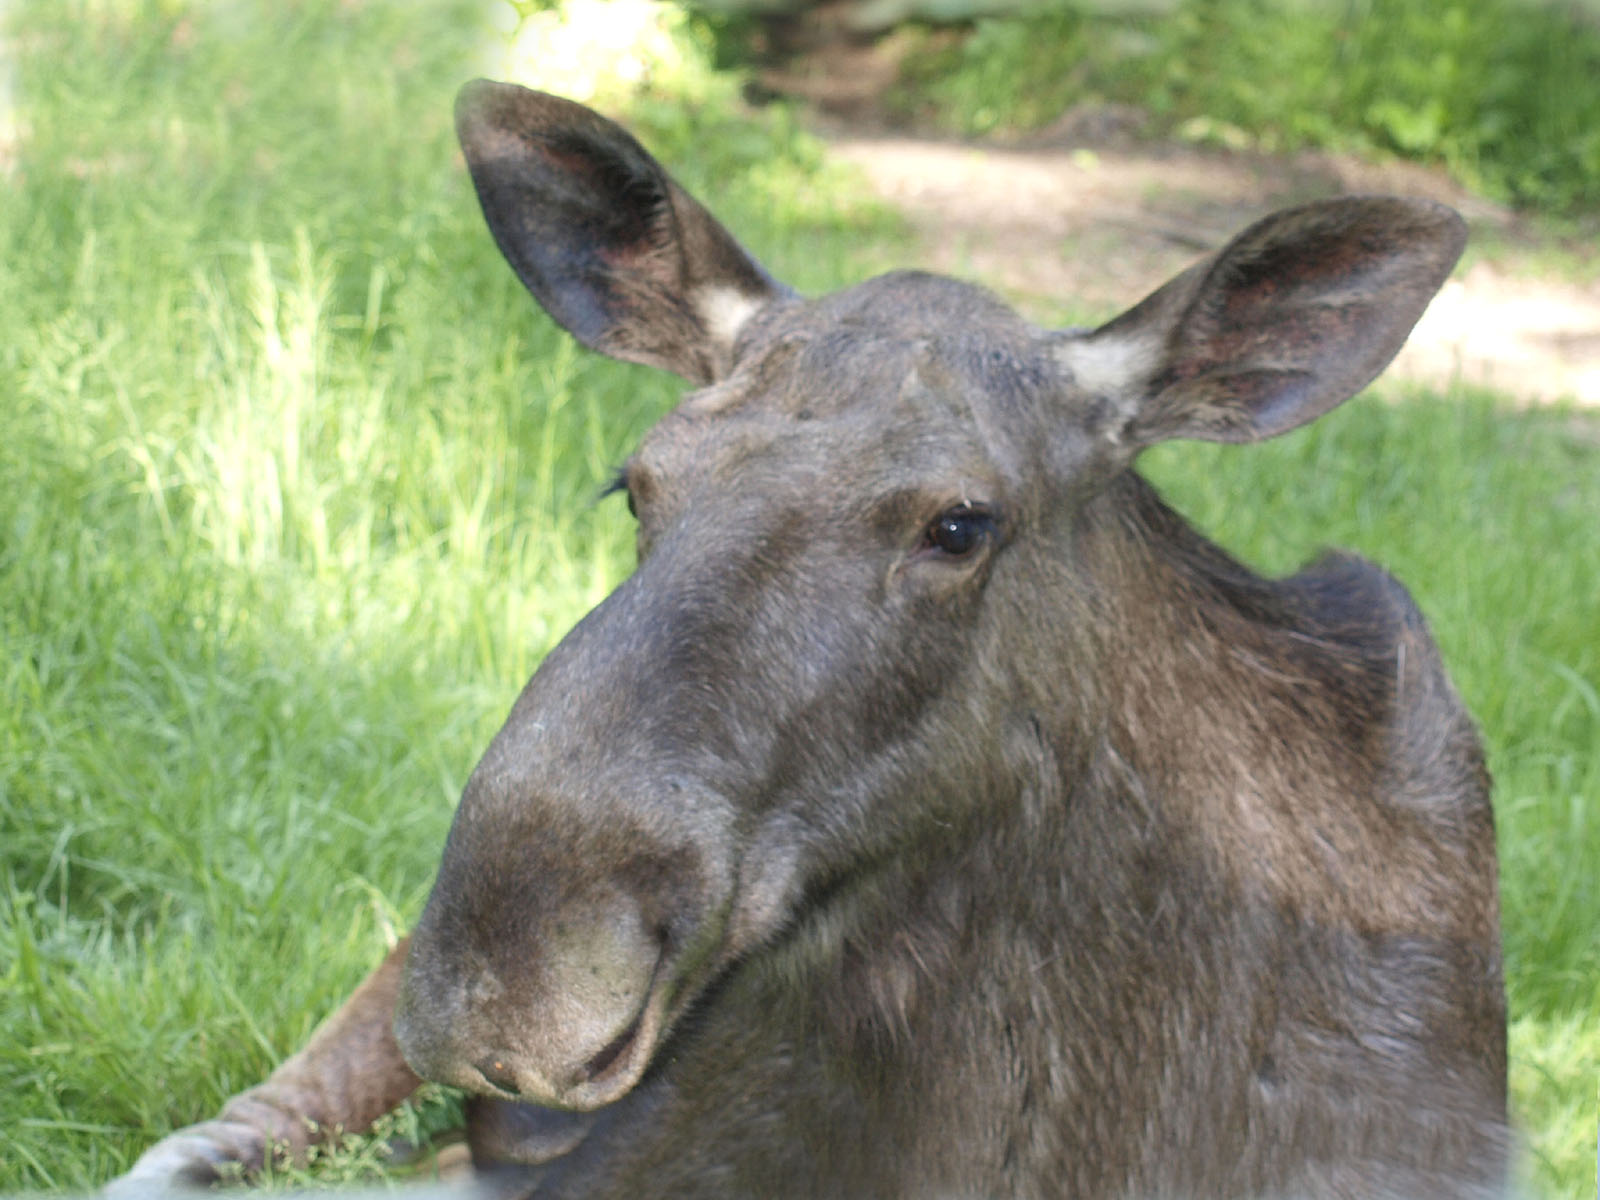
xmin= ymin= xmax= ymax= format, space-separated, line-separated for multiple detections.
xmin=823 ymin=125 xmax=1600 ymax=406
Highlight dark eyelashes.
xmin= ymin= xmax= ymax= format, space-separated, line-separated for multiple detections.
xmin=599 ymin=466 xmax=630 ymax=504
xmin=601 ymin=465 xmax=640 ymax=519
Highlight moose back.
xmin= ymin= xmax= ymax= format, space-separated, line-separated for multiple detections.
xmin=110 ymin=81 xmax=1506 ymax=1200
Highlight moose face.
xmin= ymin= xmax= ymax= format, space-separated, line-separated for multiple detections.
xmin=394 ymin=273 xmax=1067 ymax=1110
xmin=392 ymin=80 xmax=1466 ymax=1114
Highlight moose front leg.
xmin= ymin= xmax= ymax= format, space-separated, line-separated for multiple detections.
xmin=107 ymin=938 xmax=423 ymax=1193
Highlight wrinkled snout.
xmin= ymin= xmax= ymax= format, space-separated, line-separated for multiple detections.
xmin=392 ymin=742 xmax=739 ymax=1110
xmin=393 ymin=758 xmax=739 ymax=1110
xmin=391 ymin=545 xmax=775 ymax=1112
xmin=395 ymin=875 xmax=673 ymax=1110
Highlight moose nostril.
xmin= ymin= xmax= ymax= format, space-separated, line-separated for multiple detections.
xmin=476 ymin=1055 xmax=521 ymax=1095
xmin=578 ymin=1007 xmax=645 ymax=1084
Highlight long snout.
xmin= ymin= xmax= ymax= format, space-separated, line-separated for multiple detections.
xmin=390 ymin=546 xmax=773 ymax=1112
xmin=391 ymin=725 xmax=738 ymax=1110
xmin=394 ymin=884 xmax=670 ymax=1110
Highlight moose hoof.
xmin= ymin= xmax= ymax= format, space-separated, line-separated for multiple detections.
xmin=103 ymin=1120 xmax=271 ymax=1197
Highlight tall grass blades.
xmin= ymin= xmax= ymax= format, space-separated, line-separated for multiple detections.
xmin=0 ymin=0 xmax=887 ymax=1189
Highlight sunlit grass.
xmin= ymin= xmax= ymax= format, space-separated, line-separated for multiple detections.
xmin=1510 ymin=1006 xmax=1600 ymax=1197
xmin=0 ymin=1 xmax=1594 ymax=1197
xmin=0 ymin=0 xmax=889 ymax=1189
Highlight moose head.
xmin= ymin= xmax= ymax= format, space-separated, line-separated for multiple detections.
xmin=391 ymin=81 xmax=1481 ymax=1130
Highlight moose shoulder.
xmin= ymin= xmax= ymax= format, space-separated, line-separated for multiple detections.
xmin=110 ymin=81 xmax=1506 ymax=1200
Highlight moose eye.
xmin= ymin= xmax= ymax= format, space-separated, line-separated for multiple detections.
xmin=923 ymin=504 xmax=995 ymax=558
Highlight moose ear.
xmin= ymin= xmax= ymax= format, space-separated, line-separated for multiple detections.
xmin=455 ymin=80 xmax=790 ymax=384
xmin=1055 ymin=197 xmax=1466 ymax=448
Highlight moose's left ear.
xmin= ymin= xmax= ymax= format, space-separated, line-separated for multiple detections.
xmin=1055 ymin=196 xmax=1465 ymax=448
xmin=455 ymin=80 xmax=790 ymax=384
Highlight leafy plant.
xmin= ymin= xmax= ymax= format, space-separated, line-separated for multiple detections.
xmin=890 ymin=0 xmax=1600 ymax=214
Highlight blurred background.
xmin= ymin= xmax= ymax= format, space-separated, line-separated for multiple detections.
xmin=1 ymin=1 xmax=1595 ymax=1195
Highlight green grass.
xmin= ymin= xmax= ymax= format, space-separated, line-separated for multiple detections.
xmin=0 ymin=0 xmax=888 ymax=1189
xmin=888 ymin=0 xmax=1600 ymax=217
xmin=1 ymin=1 xmax=1595 ymax=1197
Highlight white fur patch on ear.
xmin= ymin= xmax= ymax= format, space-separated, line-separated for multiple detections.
xmin=1055 ymin=330 xmax=1162 ymax=398
xmin=695 ymin=285 xmax=767 ymax=351
xmin=1053 ymin=330 xmax=1163 ymax=442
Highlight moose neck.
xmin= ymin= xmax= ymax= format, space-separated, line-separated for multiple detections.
xmin=618 ymin=465 xmax=1495 ymax=1199
xmin=788 ymin=464 xmax=1412 ymax=960
xmin=1061 ymin=468 xmax=1421 ymax=923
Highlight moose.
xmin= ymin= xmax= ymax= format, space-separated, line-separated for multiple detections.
xmin=110 ymin=81 xmax=1507 ymax=1199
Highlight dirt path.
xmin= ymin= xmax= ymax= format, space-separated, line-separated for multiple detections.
xmin=827 ymin=131 xmax=1600 ymax=406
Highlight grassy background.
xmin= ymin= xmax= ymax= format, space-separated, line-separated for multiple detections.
xmin=1 ymin=1 xmax=1595 ymax=1196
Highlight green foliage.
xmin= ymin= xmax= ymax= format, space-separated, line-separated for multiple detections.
xmin=687 ymin=0 xmax=1036 ymax=22
xmin=892 ymin=0 xmax=1600 ymax=214
xmin=894 ymin=5 xmax=1097 ymax=131
xmin=0 ymin=0 xmax=885 ymax=1189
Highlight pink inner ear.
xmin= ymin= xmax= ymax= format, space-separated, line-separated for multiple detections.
xmin=527 ymin=139 xmax=593 ymax=175
xmin=598 ymin=242 xmax=651 ymax=271
xmin=1118 ymin=200 xmax=1465 ymax=448
xmin=456 ymin=80 xmax=784 ymax=385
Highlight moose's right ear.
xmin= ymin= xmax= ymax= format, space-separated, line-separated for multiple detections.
xmin=455 ymin=80 xmax=790 ymax=385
